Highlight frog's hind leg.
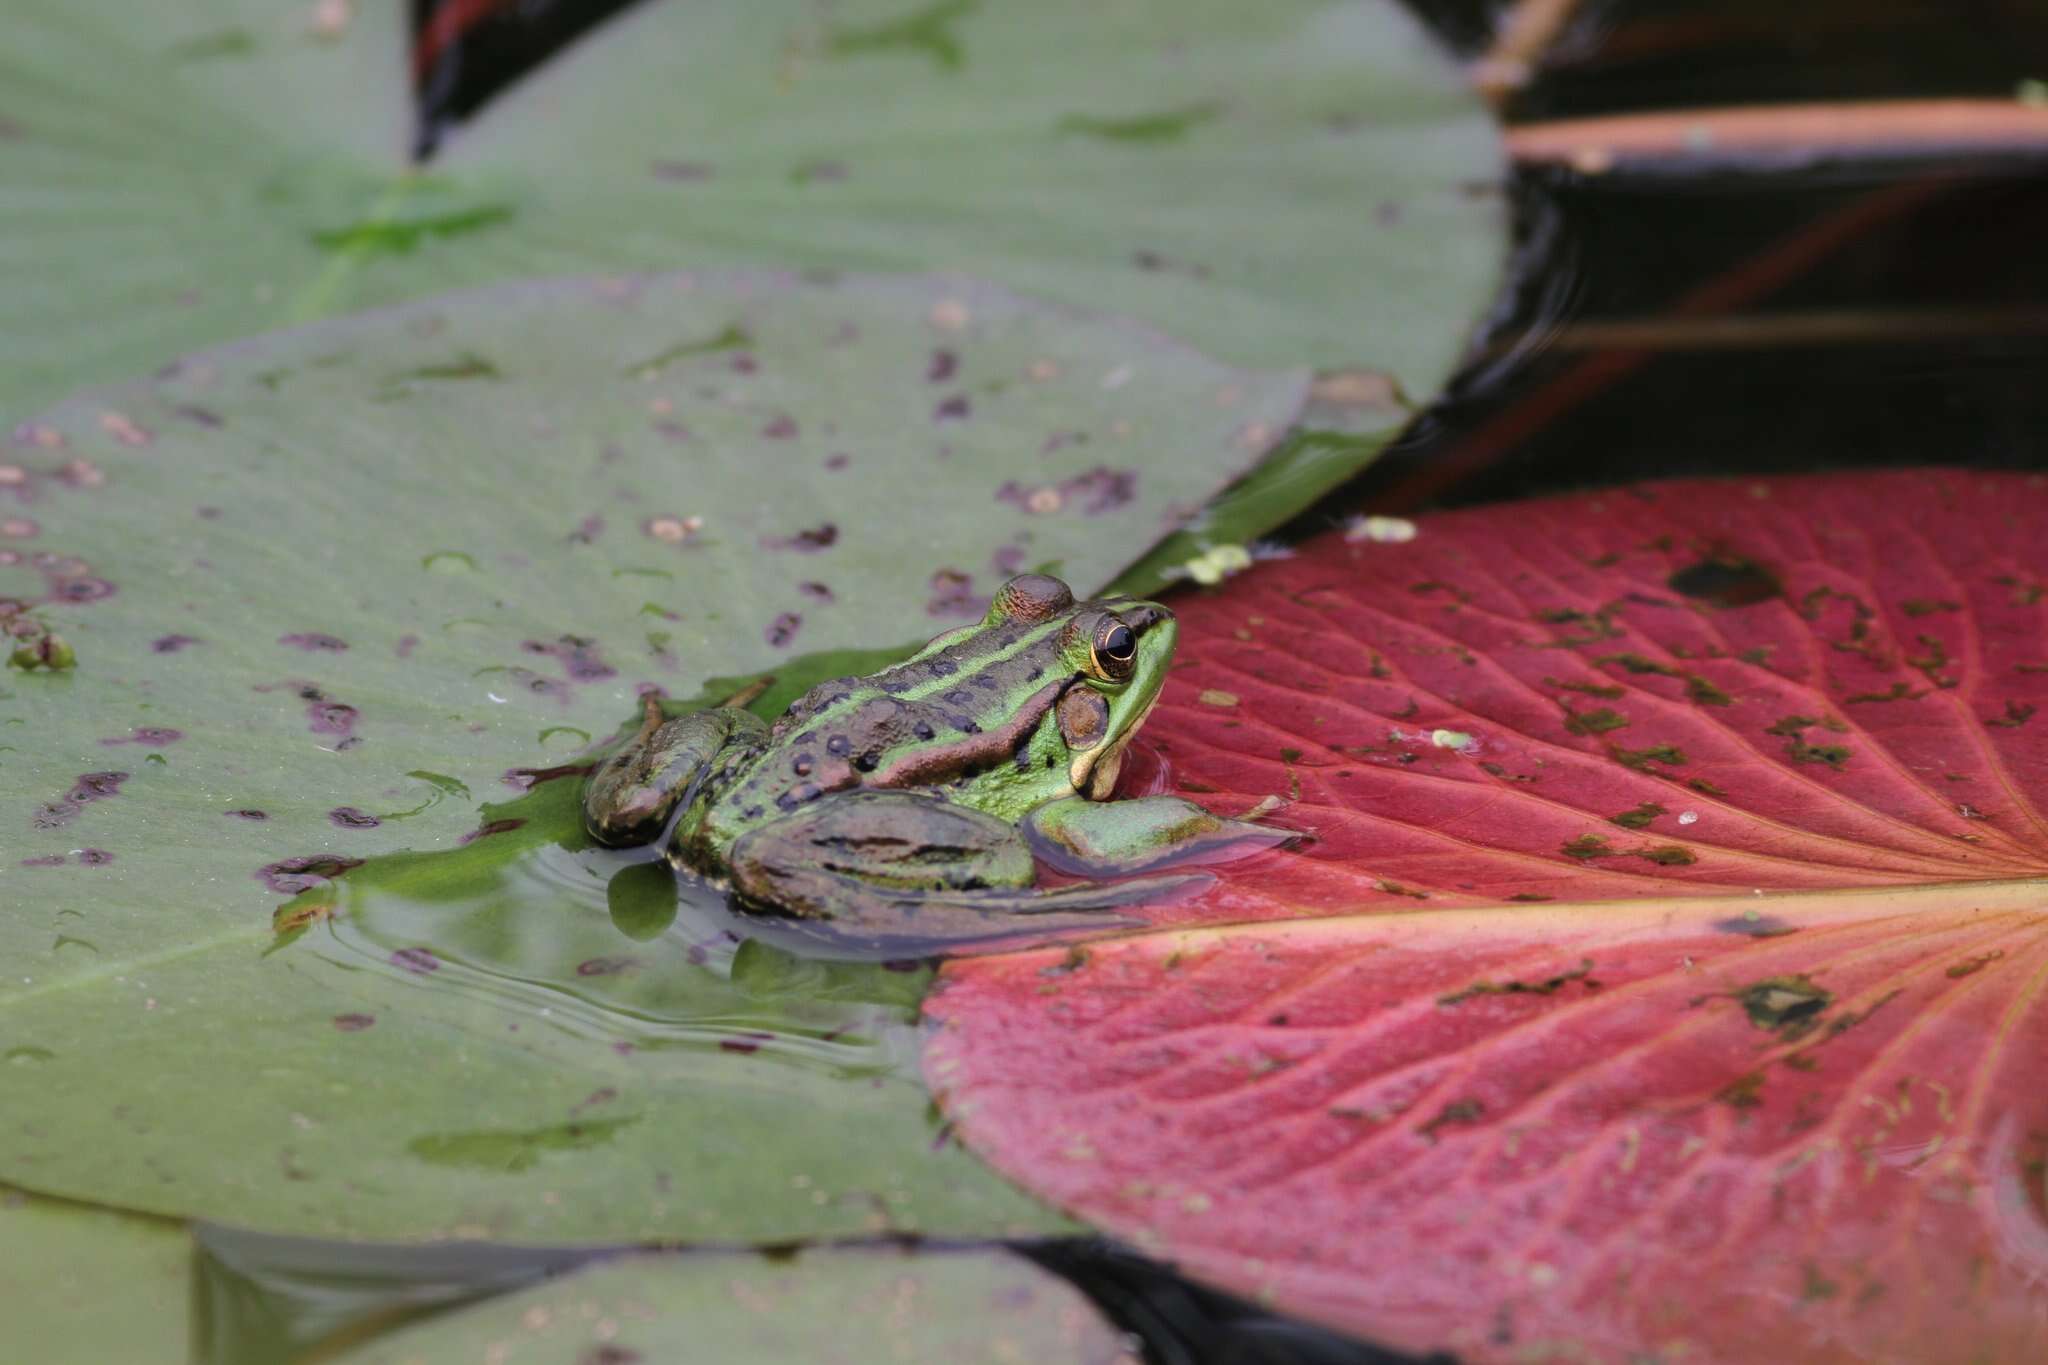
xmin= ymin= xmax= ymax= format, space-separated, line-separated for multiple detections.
xmin=1022 ymin=795 xmax=1301 ymax=877
xmin=583 ymin=696 xmax=768 ymax=847
xmin=726 ymin=790 xmax=1205 ymax=940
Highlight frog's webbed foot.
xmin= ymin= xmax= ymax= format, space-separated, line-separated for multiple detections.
xmin=583 ymin=702 xmax=769 ymax=847
xmin=1021 ymin=794 xmax=1302 ymax=878
xmin=725 ymin=791 xmax=1205 ymax=943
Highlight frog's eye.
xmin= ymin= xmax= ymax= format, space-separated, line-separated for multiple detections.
xmin=1090 ymin=617 xmax=1138 ymax=680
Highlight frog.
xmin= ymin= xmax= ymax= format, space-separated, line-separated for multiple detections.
xmin=583 ymin=572 xmax=1292 ymax=942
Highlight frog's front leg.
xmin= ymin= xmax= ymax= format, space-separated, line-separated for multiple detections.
xmin=726 ymin=790 xmax=1204 ymax=938
xmin=584 ymin=696 xmax=768 ymax=846
xmin=1021 ymin=795 xmax=1300 ymax=877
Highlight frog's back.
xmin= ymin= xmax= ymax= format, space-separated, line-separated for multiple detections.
xmin=692 ymin=617 xmax=1075 ymax=858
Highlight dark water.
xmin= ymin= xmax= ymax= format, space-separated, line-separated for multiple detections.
xmin=194 ymin=2 xmax=2048 ymax=1362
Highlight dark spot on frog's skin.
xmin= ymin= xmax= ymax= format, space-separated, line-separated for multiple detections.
xmin=792 ymin=754 xmax=814 ymax=776
xmin=1667 ymin=556 xmax=1781 ymax=608
xmin=460 ymin=818 xmax=526 ymax=844
xmin=791 ymin=782 xmax=823 ymax=803
xmin=761 ymin=524 xmax=838 ymax=552
xmin=944 ymin=689 xmax=972 ymax=705
xmin=226 ymin=809 xmax=267 ymax=821
xmin=332 ymin=1013 xmax=375 ymax=1031
xmin=914 ymin=721 xmax=935 ymax=741
xmin=761 ymin=414 xmax=799 ymax=440
xmin=745 ymin=805 xmax=764 ymax=820
xmin=881 ymin=959 xmax=921 ymax=973
xmin=928 ymin=349 xmax=958 ymax=382
xmin=958 ymin=719 xmax=981 ymax=735
xmin=390 ymin=947 xmax=440 ymax=975
xmin=328 ymin=806 xmax=380 ymax=830
xmin=280 ymin=632 xmax=348 ymax=651
xmin=826 ymin=735 xmax=852 ymax=757
xmin=776 ymin=792 xmax=800 ymax=813
xmin=1044 ymin=754 xmax=1057 ymax=769
xmin=928 ymin=658 xmax=958 ymax=677
xmin=53 ymin=577 xmax=114 ymax=603
xmin=799 ymin=581 xmax=834 ymax=602
xmin=935 ymin=394 xmax=971 ymax=421
xmin=257 ymin=855 xmax=363 ymax=895
xmin=854 ymin=751 xmax=879 ymax=773
xmin=971 ymin=674 xmax=1000 ymax=689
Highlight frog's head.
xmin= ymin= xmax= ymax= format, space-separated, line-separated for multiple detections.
xmin=980 ymin=574 xmax=1176 ymax=802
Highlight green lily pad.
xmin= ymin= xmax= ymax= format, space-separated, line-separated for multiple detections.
xmin=0 ymin=1188 xmax=189 ymax=1364
xmin=0 ymin=271 xmax=1301 ymax=1240
xmin=328 ymin=1246 xmax=1130 ymax=1365
xmin=1 ymin=0 xmax=1501 ymax=420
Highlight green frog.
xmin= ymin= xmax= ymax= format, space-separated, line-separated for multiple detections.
xmin=583 ymin=573 xmax=1289 ymax=941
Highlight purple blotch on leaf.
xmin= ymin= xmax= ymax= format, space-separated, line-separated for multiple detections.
xmin=76 ymin=848 xmax=113 ymax=865
xmin=390 ymin=947 xmax=440 ymax=975
xmin=332 ymin=1013 xmax=375 ymax=1031
xmin=281 ymin=632 xmax=349 ymax=652
xmin=153 ymin=634 xmax=200 ymax=653
xmin=766 ymin=612 xmax=802 ymax=648
xmin=257 ymin=854 xmax=363 ymax=894
xmin=934 ymin=394 xmax=971 ymax=421
xmin=761 ymin=523 xmax=838 ymax=553
xmin=328 ymin=806 xmax=381 ymax=830
xmin=928 ymin=349 xmax=958 ymax=383
xmin=761 ymin=415 xmax=799 ymax=440
xmin=53 ymin=577 xmax=115 ymax=603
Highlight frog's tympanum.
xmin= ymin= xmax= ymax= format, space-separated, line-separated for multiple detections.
xmin=584 ymin=573 xmax=1291 ymax=941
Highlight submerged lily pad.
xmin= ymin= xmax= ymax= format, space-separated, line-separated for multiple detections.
xmin=0 ymin=271 xmax=1301 ymax=1239
xmin=1 ymin=0 xmax=1501 ymax=417
xmin=0 ymin=1188 xmax=188 ymax=1364
xmin=329 ymin=1246 xmax=1132 ymax=1365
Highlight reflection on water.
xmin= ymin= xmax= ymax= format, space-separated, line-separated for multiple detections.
xmin=319 ymin=834 xmax=934 ymax=1083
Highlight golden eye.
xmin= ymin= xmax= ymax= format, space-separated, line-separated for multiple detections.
xmin=1091 ymin=617 xmax=1137 ymax=679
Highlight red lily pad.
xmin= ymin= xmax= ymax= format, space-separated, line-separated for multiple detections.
xmin=1117 ymin=469 xmax=2048 ymax=924
xmin=927 ymin=470 xmax=2048 ymax=1364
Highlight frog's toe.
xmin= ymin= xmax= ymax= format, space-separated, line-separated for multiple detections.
xmin=1022 ymin=795 xmax=1301 ymax=877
